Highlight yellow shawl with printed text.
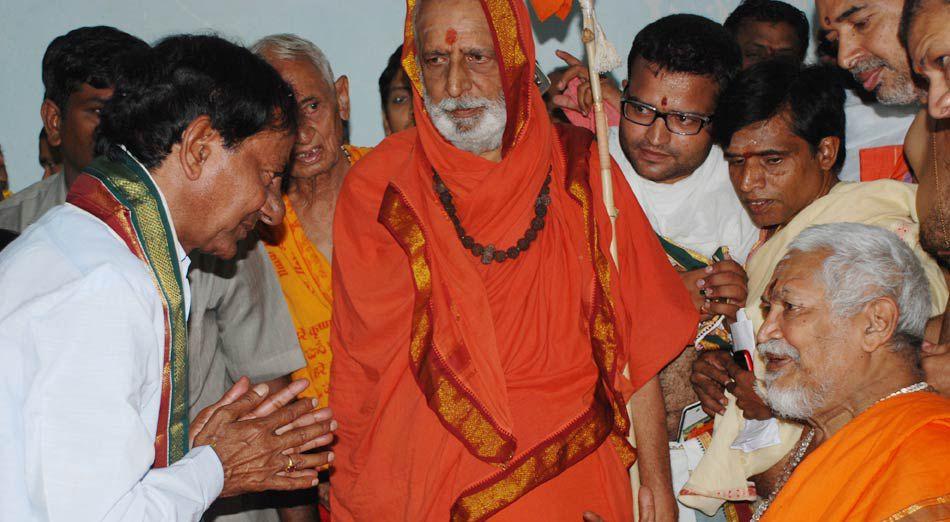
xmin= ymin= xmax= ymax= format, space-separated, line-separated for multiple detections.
xmin=263 ymin=144 xmax=371 ymax=404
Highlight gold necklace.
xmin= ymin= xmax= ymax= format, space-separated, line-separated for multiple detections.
xmin=340 ymin=144 xmax=352 ymax=165
xmin=750 ymin=428 xmax=815 ymax=522
xmin=932 ymin=131 xmax=950 ymax=246
xmin=750 ymin=382 xmax=929 ymax=522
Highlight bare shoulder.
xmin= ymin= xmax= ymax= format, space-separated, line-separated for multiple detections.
xmin=904 ymin=109 xmax=930 ymax=177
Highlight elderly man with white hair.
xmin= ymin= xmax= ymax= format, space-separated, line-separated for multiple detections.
xmin=249 ymin=33 xmax=371 ymax=419
xmin=248 ymin=34 xmax=373 ymax=518
xmin=748 ymin=222 xmax=950 ymax=522
xmin=327 ymin=0 xmax=699 ymax=519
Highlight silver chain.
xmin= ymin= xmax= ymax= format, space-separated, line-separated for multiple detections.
xmin=749 ymin=382 xmax=929 ymax=521
xmin=750 ymin=428 xmax=814 ymax=522
xmin=873 ymin=381 xmax=929 ymax=406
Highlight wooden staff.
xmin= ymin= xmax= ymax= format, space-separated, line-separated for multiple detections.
xmin=580 ymin=1 xmax=619 ymax=264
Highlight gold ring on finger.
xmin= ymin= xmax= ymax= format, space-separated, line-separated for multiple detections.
xmin=286 ymin=455 xmax=296 ymax=473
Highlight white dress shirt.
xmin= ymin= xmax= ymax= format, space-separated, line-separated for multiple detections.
xmin=0 ymin=178 xmax=223 ymax=520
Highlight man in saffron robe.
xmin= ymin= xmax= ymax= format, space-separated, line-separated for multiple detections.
xmin=252 ymin=33 xmax=373 ymax=409
xmin=753 ymin=223 xmax=950 ymax=521
xmin=329 ymin=0 xmax=697 ymax=520
xmin=682 ymin=62 xmax=948 ymax=516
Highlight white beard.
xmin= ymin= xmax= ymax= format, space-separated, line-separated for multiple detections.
xmin=424 ymin=92 xmax=506 ymax=155
xmin=757 ymin=339 xmax=829 ymax=421
xmin=849 ymin=56 xmax=921 ymax=105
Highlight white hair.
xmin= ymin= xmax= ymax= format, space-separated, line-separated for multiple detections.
xmin=788 ymin=222 xmax=932 ymax=352
xmin=250 ymin=34 xmax=334 ymax=84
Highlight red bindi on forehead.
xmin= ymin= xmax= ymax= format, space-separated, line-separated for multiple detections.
xmin=661 ymin=96 xmax=668 ymax=107
xmin=445 ymin=28 xmax=458 ymax=45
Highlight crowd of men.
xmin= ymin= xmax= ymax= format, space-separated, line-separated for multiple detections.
xmin=0 ymin=0 xmax=948 ymax=521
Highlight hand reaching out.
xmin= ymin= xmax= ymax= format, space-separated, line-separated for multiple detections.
xmin=550 ymin=50 xmax=622 ymax=117
xmin=691 ymin=349 xmax=771 ymax=420
xmin=678 ymin=255 xmax=749 ymax=322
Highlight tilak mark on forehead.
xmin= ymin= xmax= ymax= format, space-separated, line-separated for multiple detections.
xmin=661 ymin=96 xmax=668 ymax=107
xmin=445 ymin=28 xmax=458 ymax=45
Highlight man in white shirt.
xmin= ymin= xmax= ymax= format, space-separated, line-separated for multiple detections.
xmin=0 ymin=26 xmax=314 ymax=521
xmin=554 ymin=15 xmax=758 ymax=442
xmin=552 ymin=17 xmax=758 ymax=521
xmin=0 ymin=34 xmax=335 ymax=521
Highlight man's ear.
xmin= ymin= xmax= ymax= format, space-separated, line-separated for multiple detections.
xmin=40 ymin=99 xmax=63 ymax=148
xmin=179 ymin=115 xmax=218 ymax=182
xmin=382 ymin=110 xmax=392 ymax=136
xmin=335 ymin=75 xmax=351 ymax=122
xmin=859 ymin=296 xmax=900 ymax=354
xmin=816 ymin=136 xmax=841 ymax=173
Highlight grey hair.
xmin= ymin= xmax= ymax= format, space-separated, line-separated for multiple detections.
xmin=787 ymin=223 xmax=932 ymax=353
xmin=250 ymin=34 xmax=334 ymax=84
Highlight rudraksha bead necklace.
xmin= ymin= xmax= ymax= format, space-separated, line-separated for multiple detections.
xmin=432 ymin=167 xmax=553 ymax=264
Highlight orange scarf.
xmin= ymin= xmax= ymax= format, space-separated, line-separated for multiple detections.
xmin=263 ymin=144 xmax=370 ymax=405
xmin=329 ymin=2 xmax=696 ymax=520
xmin=762 ymin=392 xmax=950 ymax=522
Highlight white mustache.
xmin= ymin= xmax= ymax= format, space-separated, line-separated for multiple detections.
xmin=849 ymin=56 xmax=888 ymax=75
xmin=435 ymin=95 xmax=491 ymax=113
xmin=757 ymin=339 xmax=800 ymax=362
xmin=424 ymin=91 xmax=506 ymax=155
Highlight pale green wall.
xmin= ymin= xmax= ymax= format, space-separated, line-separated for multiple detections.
xmin=0 ymin=0 xmax=813 ymax=192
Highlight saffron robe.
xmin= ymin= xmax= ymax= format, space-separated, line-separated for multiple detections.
xmin=763 ymin=392 xmax=950 ymax=522
xmin=328 ymin=1 xmax=697 ymax=520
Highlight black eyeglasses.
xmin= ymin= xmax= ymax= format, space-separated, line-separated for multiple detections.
xmin=619 ymin=97 xmax=711 ymax=136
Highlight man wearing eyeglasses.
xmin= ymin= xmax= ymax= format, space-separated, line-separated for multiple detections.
xmin=554 ymin=14 xmax=759 ymax=443
xmin=551 ymin=15 xmax=760 ymax=520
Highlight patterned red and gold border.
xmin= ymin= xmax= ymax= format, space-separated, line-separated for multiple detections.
xmin=68 ymin=155 xmax=189 ymax=467
xmin=376 ymin=125 xmax=639 ymax=520
xmin=379 ymin=185 xmax=517 ymax=464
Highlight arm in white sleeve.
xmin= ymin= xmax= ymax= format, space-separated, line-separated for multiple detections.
xmin=24 ymin=267 xmax=223 ymax=521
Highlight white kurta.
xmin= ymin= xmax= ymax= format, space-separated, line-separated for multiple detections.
xmin=609 ymin=128 xmax=760 ymax=264
xmin=0 ymin=193 xmax=222 ymax=520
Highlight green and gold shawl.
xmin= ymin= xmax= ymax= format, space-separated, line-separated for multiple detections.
xmin=66 ymin=149 xmax=189 ymax=467
xmin=658 ymin=235 xmax=733 ymax=352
